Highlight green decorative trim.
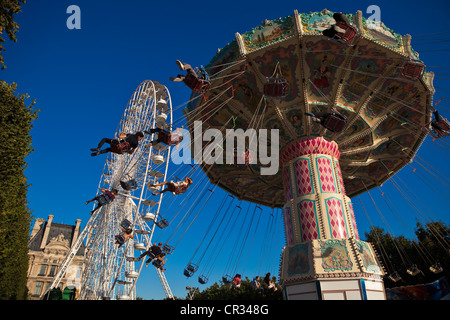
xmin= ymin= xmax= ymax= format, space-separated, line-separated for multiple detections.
xmin=360 ymin=16 xmax=403 ymax=51
xmin=242 ymin=15 xmax=294 ymax=50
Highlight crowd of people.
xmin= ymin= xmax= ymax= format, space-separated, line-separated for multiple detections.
xmin=230 ymin=272 xmax=279 ymax=295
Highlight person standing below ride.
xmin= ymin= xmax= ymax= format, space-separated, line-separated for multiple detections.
xmin=85 ymin=188 xmax=118 ymax=214
xmin=252 ymin=276 xmax=264 ymax=295
xmin=149 ymin=177 xmax=193 ymax=196
xmin=232 ymin=274 xmax=242 ymax=289
xmin=264 ymin=272 xmax=278 ymax=291
xmin=144 ymin=126 xmax=184 ymax=149
xmin=90 ymin=131 xmax=144 ymax=156
xmin=263 ymin=272 xmax=271 ymax=287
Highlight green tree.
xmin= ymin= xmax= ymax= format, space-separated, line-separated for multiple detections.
xmin=365 ymin=221 xmax=450 ymax=288
xmin=0 ymin=0 xmax=26 ymax=69
xmin=192 ymin=277 xmax=282 ymax=300
xmin=0 ymin=80 xmax=39 ymax=299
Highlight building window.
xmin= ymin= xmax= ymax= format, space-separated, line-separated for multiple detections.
xmin=38 ymin=264 xmax=47 ymax=276
xmin=34 ymin=281 xmax=43 ymax=296
xmin=49 ymin=265 xmax=57 ymax=277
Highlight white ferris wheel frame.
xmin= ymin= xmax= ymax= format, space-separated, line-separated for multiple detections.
xmin=42 ymin=80 xmax=174 ymax=300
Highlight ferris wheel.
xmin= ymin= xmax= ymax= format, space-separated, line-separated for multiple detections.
xmin=43 ymin=80 xmax=175 ymax=300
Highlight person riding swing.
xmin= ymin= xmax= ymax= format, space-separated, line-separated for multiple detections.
xmin=322 ymin=12 xmax=358 ymax=46
xmin=85 ymin=188 xmax=118 ymax=214
xmin=148 ymin=177 xmax=193 ymax=196
xmin=305 ymin=109 xmax=347 ymax=133
xmin=169 ymin=60 xmax=211 ymax=93
xmin=144 ymin=125 xmax=184 ymax=149
xmin=90 ymin=131 xmax=144 ymax=156
xmin=430 ymin=110 xmax=450 ymax=138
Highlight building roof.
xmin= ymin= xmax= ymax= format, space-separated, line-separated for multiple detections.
xmin=29 ymin=221 xmax=85 ymax=256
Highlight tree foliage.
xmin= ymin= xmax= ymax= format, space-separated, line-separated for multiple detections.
xmin=0 ymin=80 xmax=39 ymax=299
xmin=192 ymin=277 xmax=282 ymax=300
xmin=0 ymin=0 xmax=26 ymax=69
xmin=365 ymin=221 xmax=450 ymax=288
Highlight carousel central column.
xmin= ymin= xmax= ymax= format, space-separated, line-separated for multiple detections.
xmin=279 ymin=137 xmax=386 ymax=300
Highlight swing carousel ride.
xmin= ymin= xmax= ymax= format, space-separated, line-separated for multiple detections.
xmin=45 ymin=9 xmax=450 ymax=301
xmin=182 ymin=9 xmax=448 ymax=300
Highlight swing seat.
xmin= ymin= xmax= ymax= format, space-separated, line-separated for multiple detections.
xmin=111 ymin=141 xmax=131 ymax=154
xmin=184 ymin=269 xmax=193 ymax=277
xmin=388 ymin=272 xmax=402 ymax=282
xmin=407 ymin=265 xmax=421 ymax=276
xmin=323 ymin=113 xmax=347 ymax=132
xmin=184 ymin=72 xmax=211 ymax=93
xmin=430 ymin=264 xmax=443 ymax=274
xmin=173 ymin=184 xmax=188 ymax=195
xmin=115 ymin=234 xmax=125 ymax=245
xmin=222 ymin=276 xmax=232 ymax=284
xmin=187 ymin=264 xmax=198 ymax=273
xmin=436 ymin=118 xmax=450 ymax=131
xmin=97 ymin=193 xmax=113 ymax=206
xmin=120 ymin=179 xmax=138 ymax=191
xmin=333 ymin=22 xmax=358 ymax=46
xmin=155 ymin=219 xmax=169 ymax=229
xmin=162 ymin=244 xmax=174 ymax=254
xmin=120 ymin=219 xmax=132 ymax=230
xmin=152 ymin=259 xmax=162 ymax=268
xmin=402 ymin=60 xmax=425 ymax=79
xmin=157 ymin=130 xmax=172 ymax=145
xmin=198 ymin=276 xmax=208 ymax=285
xmin=263 ymin=77 xmax=289 ymax=98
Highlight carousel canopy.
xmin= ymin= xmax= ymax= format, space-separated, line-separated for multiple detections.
xmin=184 ymin=9 xmax=435 ymax=208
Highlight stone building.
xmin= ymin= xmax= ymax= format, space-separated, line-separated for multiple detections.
xmin=27 ymin=215 xmax=86 ymax=300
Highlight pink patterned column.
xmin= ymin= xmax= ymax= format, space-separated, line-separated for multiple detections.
xmin=281 ymin=137 xmax=359 ymax=243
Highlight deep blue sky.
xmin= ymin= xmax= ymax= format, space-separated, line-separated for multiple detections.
xmin=2 ymin=0 xmax=450 ymax=300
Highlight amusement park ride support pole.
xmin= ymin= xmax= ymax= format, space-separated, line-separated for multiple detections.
xmin=279 ymin=137 xmax=386 ymax=300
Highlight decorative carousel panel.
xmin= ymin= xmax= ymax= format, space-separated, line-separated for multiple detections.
xmin=317 ymin=239 xmax=354 ymax=273
xmin=241 ymin=15 xmax=295 ymax=53
xmin=360 ymin=16 xmax=405 ymax=53
xmin=340 ymin=44 xmax=395 ymax=107
xmin=324 ymin=197 xmax=349 ymax=239
xmin=293 ymin=157 xmax=314 ymax=197
xmin=297 ymin=200 xmax=319 ymax=242
xmin=356 ymin=240 xmax=383 ymax=274
xmin=304 ymin=39 xmax=348 ymax=102
xmin=316 ymin=156 xmax=338 ymax=194
xmin=283 ymin=242 xmax=313 ymax=279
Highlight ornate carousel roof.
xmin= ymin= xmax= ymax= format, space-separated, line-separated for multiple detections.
xmin=184 ymin=9 xmax=435 ymax=208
